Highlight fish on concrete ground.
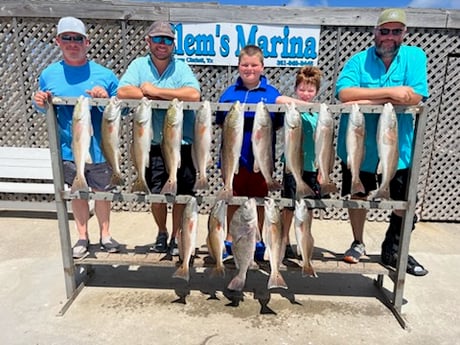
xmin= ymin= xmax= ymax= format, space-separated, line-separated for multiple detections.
xmin=294 ymin=198 xmax=317 ymax=278
xmin=192 ymin=100 xmax=212 ymax=191
xmin=173 ymin=196 xmax=199 ymax=282
xmin=227 ymin=198 xmax=258 ymax=291
xmin=314 ymin=103 xmax=338 ymax=196
xmin=262 ymin=197 xmax=288 ymax=290
xmin=131 ymin=97 xmax=153 ymax=194
xmin=251 ymin=101 xmax=282 ymax=191
xmin=206 ymin=199 xmax=227 ymax=278
xmin=161 ymin=98 xmax=184 ymax=196
xmin=346 ymin=103 xmax=366 ymax=196
xmin=101 ymin=96 xmax=124 ymax=188
xmin=217 ymin=101 xmax=244 ymax=201
xmin=369 ymin=102 xmax=399 ymax=200
xmin=284 ymin=102 xmax=315 ymax=199
xmin=71 ymin=95 xmax=92 ymax=193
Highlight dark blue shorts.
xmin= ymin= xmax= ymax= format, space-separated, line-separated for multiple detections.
xmin=145 ymin=144 xmax=196 ymax=195
xmin=282 ymin=171 xmax=321 ymax=210
xmin=63 ymin=160 xmax=113 ymax=191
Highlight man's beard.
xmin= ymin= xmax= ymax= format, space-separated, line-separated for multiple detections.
xmin=376 ymin=41 xmax=401 ymax=59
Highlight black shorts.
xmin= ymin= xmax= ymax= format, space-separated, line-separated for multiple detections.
xmin=63 ymin=160 xmax=113 ymax=191
xmin=340 ymin=162 xmax=409 ymax=200
xmin=282 ymin=171 xmax=321 ymax=210
xmin=145 ymin=144 xmax=196 ymax=195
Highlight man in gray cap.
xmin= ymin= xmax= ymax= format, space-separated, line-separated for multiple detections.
xmin=117 ymin=21 xmax=201 ymax=256
xmin=335 ymin=8 xmax=429 ymax=276
xmin=34 ymin=17 xmax=120 ymax=259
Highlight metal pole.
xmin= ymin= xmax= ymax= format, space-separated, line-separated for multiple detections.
xmin=392 ymin=106 xmax=429 ymax=311
xmin=45 ymin=103 xmax=76 ymax=298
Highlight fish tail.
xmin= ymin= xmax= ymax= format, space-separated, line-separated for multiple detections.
xmin=71 ymin=174 xmax=89 ymax=193
xmin=351 ymin=179 xmax=365 ymax=196
xmin=132 ymin=177 xmax=150 ymax=194
xmin=320 ymin=182 xmax=338 ymax=196
xmin=295 ymin=182 xmax=315 ymax=199
xmin=211 ymin=264 xmax=225 ymax=279
xmin=302 ymin=263 xmax=318 ymax=278
xmin=193 ymin=175 xmax=209 ymax=191
xmin=369 ymin=188 xmax=390 ymax=200
xmin=216 ymin=188 xmax=233 ymax=202
xmin=172 ymin=264 xmax=190 ymax=282
xmin=267 ymin=180 xmax=282 ymax=192
xmin=267 ymin=271 xmax=288 ymax=290
xmin=110 ymin=172 xmax=124 ymax=187
xmin=227 ymin=274 xmax=245 ymax=291
xmin=160 ymin=179 xmax=177 ymax=196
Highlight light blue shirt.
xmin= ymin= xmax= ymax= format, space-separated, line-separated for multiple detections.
xmin=37 ymin=60 xmax=119 ymax=163
xmin=335 ymin=45 xmax=429 ymax=172
xmin=118 ymin=55 xmax=201 ymax=145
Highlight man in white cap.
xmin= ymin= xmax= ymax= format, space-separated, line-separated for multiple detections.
xmin=117 ymin=21 xmax=200 ymax=256
xmin=335 ymin=8 xmax=429 ymax=276
xmin=33 ymin=17 xmax=121 ymax=258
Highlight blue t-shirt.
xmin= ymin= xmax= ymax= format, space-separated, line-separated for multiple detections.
xmin=118 ymin=55 xmax=201 ymax=145
xmin=215 ymin=76 xmax=282 ymax=170
xmin=37 ymin=60 xmax=119 ymax=163
xmin=335 ymin=45 xmax=429 ymax=172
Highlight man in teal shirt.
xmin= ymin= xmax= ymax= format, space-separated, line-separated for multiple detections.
xmin=335 ymin=8 xmax=429 ymax=276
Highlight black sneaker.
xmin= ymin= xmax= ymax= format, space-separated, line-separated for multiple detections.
xmin=151 ymin=232 xmax=168 ymax=253
xmin=381 ymin=251 xmax=428 ymax=276
xmin=168 ymin=238 xmax=179 ymax=256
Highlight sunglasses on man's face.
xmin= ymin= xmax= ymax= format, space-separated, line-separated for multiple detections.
xmin=378 ymin=28 xmax=404 ymax=36
xmin=60 ymin=35 xmax=85 ymax=43
xmin=151 ymin=36 xmax=174 ymax=46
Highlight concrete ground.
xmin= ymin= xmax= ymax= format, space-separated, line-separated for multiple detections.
xmin=0 ymin=210 xmax=459 ymax=345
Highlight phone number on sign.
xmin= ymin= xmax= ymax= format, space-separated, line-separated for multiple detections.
xmin=276 ymin=60 xmax=314 ymax=67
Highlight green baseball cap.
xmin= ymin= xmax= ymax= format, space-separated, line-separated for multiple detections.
xmin=377 ymin=8 xmax=407 ymax=26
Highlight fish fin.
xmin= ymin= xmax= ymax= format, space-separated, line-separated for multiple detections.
xmin=267 ymin=272 xmax=288 ymax=290
xmin=253 ymin=160 xmax=260 ymax=173
xmin=376 ymin=161 xmax=382 ymax=175
xmin=172 ymin=264 xmax=190 ymax=282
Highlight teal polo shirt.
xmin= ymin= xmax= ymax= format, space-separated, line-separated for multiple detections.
xmin=118 ymin=55 xmax=201 ymax=145
xmin=335 ymin=45 xmax=429 ymax=173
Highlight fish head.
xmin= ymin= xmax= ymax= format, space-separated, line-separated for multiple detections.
xmin=381 ymin=103 xmax=398 ymax=129
xmin=264 ymin=197 xmax=280 ymax=224
xmin=197 ymin=100 xmax=212 ymax=123
xmin=284 ymin=102 xmax=301 ymax=129
xmin=319 ymin=103 xmax=333 ymax=127
xmin=350 ymin=103 xmax=364 ymax=127
xmin=210 ymin=199 xmax=227 ymax=221
xmin=103 ymin=96 xmax=122 ymax=121
xmin=294 ymin=198 xmax=307 ymax=222
xmin=73 ymin=96 xmax=90 ymax=121
xmin=134 ymin=97 xmax=152 ymax=124
xmin=240 ymin=198 xmax=258 ymax=224
xmin=166 ymin=98 xmax=184 ymax=126
xmin=225 ymin=101 xmax=244 ymax=128
xmin=183 ymin=196 xmax=198 ymax=218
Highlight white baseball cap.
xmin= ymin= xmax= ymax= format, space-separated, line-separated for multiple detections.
xmin=57 ymin=17 xmax=87 ymax=37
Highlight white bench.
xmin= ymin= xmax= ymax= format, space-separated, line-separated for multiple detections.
xmin=0 ymin=146 xmax=92 ymax=216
